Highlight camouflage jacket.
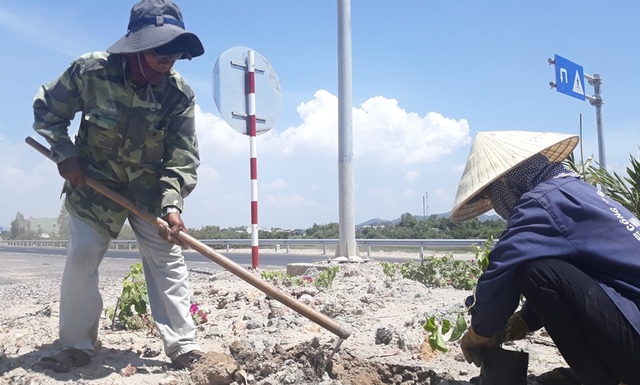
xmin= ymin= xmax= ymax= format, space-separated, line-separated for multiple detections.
xmin=33 ymin=52 xmax=200 ymax=238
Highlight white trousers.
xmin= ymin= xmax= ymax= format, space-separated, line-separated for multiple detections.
xmin=60 ymin=214 xmax=200 ymax=360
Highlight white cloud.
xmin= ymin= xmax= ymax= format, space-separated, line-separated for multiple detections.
xmin=402 ymin=189 xmax=419 ymax=198
xmin=252 ymin=90 xmax=470 ymax=165
xmin=354 ymin=96 xmax=470 ymax=164
xmin=195 ymin=164 xmax=220 ymax=182
xmin=195 ymin=106 xmax=246 ymax=160
xmin=0 ymin=138 xmax=64 ymax=225
xmin=403 ymin=170 xmax=421 ymax=182
xmin=186 ymin=91 xmax=472 ymax=227
xmin=264 ymin=193 xmax=315 ymax=206
xmin=266 ymin=90 xmax=339 ymax=157
xmin=262 ymin=178 xmax=288 ymax=191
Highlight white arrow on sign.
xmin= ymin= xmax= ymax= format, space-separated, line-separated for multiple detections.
xmin=560 ymin=68 xmax=568 ymax=83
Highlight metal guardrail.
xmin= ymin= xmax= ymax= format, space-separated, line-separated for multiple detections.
xmin=0 ymin=238 xmax=494 ymax=258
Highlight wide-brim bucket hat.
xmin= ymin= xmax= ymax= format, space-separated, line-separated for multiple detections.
xmin=450 ymin=130 xmax=579 ymax=222
xmin=107 ymin=0 xmax=204 ymax=59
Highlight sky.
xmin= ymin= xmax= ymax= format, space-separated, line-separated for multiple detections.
xmin=1 ymin=1 xmax=639 ymax=231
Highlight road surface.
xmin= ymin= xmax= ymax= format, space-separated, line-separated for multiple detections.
xmin=0 ymin=246 xmax=332 ymax=286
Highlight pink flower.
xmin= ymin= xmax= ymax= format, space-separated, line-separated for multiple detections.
xmin=190 ymin=303 xmax=199 ymax=315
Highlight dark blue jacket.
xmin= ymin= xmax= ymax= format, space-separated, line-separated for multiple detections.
xmin=470 ymin=177 xmax=640 ymax=337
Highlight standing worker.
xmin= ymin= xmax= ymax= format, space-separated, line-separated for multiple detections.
xmin=451 ymin=131 xmax=640 ymax=385
xmin=33 ymin=0 xmax=206 ymax=372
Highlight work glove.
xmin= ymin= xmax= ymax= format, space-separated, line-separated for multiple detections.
xmin=57 ymin=157 xmax=86 ymax=186
xmin=499 ymin=311 xmax=529 ymax=344
xmin=459 ymin=327 xmax=497 ymax=367
xmin=494 ymin=311 xmax=530 ymax=345
xmin=159 ymin=211 xmax=187 ymax=247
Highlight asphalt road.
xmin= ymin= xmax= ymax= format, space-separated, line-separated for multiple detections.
xmin=0 ymin=246 xmax=332 ymax=286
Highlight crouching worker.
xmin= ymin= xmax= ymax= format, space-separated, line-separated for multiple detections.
xmin=450 ymin=131 xmax=640 ymax=385
xmin=32 ymin=0 xmax=206 ymax=372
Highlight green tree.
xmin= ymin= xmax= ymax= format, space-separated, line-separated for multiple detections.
xmin=116 ymin=223 xmax=136 ymax=240
xmin=259 ymin=228 xmax=294 ymax=239
xmin=564 ymin=152 xmax=600 ymax=185
xmin=189 ymin=225 xmax=221 ymax=239
xmin=305 ymin=222 xmax=339 ymax=238
xmin=10 ymin=212 xmax=36 ymax=240
xmin=398 ymin=212 xmax=418 ymax=228
xmin=590 ymin=154 xmax=640 ymax=218
xmin=56 ymin=204 xmax=70 ymax=239
xmin=566 ymin=151 xmax=640 ymax=218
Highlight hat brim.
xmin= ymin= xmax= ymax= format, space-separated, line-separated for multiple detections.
xmin=450 ymin=131 xmax=579 ymax=222
xmin=107 ymin=25 xmax=204 ymax=58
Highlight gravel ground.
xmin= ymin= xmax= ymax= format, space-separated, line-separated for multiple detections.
xmin=0 ymin=249 xmax=568 ymax=384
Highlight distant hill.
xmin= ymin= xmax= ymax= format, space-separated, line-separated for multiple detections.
xmin=357 ymin=212 xmax=502 ymax=228
xmin=357 ymin=218 xmax=394 ymax=228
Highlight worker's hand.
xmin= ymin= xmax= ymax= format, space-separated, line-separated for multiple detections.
xmin=460 ymin=327 xmax=497 ymax=367
xmin=496 ymin=311 xmax=529 ymax=344
xmin=57 ymin=157 xmax=86 ymax=186
xmin=159 ymin=212 xmax=187 ymax=246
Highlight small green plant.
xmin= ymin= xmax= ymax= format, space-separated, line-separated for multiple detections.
xmin=471 ymin=236 xmax=493 ymax=272
xmin=423 ymin=313 xmax=467 ymax=352
xmin=400 ymin=259 xmax=438 ymax=287
xmin=105 ymin=262 xmax=155 ymax=331
xmin=420 ymin=239 xmax=494 ymax=352
xmin=105 ymin=262 xmax=210 ymax=331
xmin=442 ymin=257 xmax=483 ymax=290
xmin=260 ymin=270 xmax=313 ymax=287
xmin=260 ymin=270 xmax=287 ymax=282
xmin=380 ymin=261 xmax=398 ymax=279
xmin=314 ymin=265 xmax=340 ymax=289
xmin=399 ymin=254 xmax=481 ymax=291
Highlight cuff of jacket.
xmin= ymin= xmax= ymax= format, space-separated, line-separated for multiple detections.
xmin=50 ymin=140 xmax=78 ymax=164
xmin=162 ymin=191 xmax=184 ymax=213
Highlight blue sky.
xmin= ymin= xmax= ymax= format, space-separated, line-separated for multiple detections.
xmin=1 ymin=1 xmax=639 ymax=231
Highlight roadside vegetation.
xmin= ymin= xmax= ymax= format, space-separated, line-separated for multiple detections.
xmin=565 ymin=151 xmax=640 ymax=217
xmin=4 ymin=210 xmax=505 ymax=241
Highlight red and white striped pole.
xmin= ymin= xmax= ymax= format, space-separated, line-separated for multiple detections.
xmin=213 ymin=47 xmax=280 ymax=270
xmin=246 ymin=50 xmax=260 ymax=269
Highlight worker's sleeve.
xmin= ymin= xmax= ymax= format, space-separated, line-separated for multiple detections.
xmin=32 ymin=59 xmax=83 ymax=164
xmin=160 ymin=98 xmax=200 ymax=212
xmin=470 ymin=196 xmax=575 ymax=337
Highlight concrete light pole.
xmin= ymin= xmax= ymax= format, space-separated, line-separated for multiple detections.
xmin=336 ymin=0 xmax=360 ymax=260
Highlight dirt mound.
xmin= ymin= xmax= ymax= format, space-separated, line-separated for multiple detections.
xmin=190 ymin=338 xmax=443 ymax=385
xmin=0 ymin=252 xmax=568 ymax=384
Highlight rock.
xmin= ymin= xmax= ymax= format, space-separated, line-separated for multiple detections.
xmin=375 ymin=327 xmax=393 ymax=345
xmin=119 ymin=363 xmax=137 ymax=377
xmin=190 ymin=352 xmax=239 ymax=385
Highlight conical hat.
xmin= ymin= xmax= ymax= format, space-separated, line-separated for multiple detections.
xmin=450 ymin=131 xmax=579 ymax=222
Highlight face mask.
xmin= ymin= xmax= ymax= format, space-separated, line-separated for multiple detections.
xmin=488 ymin=154 xmax=575 ymax=220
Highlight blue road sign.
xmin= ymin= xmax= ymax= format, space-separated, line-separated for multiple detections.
xmin=554 ymin=54 xmax=585 ymax=101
